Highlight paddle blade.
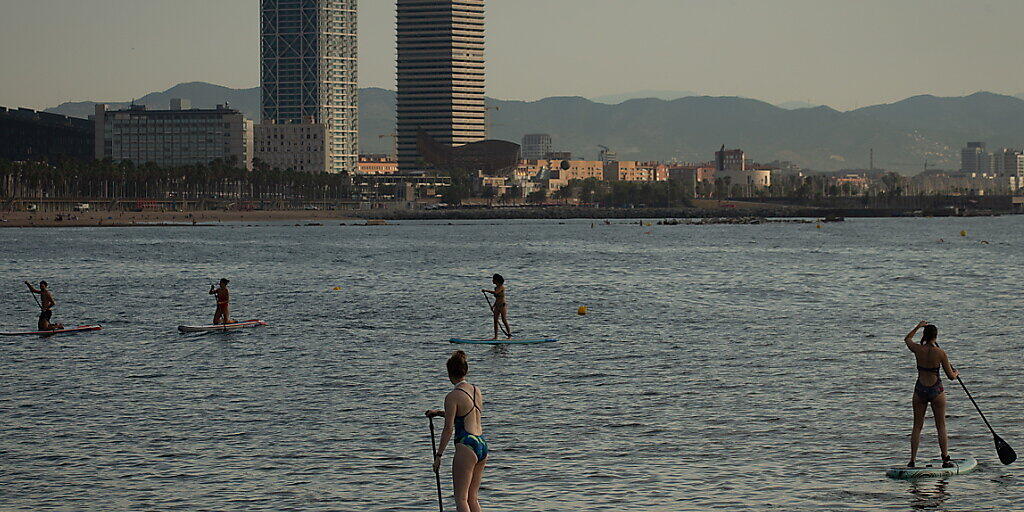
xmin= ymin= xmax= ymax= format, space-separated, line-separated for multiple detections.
xmin=995 ymin=435 xmax=1017 ymax=465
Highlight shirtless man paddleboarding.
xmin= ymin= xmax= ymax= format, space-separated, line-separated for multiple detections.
xmin=25 ymin=280 xmax=64 ymax=331
xmin=209 ymin=278 xmax=234 ymax=325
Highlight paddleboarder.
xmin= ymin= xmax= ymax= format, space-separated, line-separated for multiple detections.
xmin=904 ymin=321 xmax=959 ymax=468
xmin=482 ymin=274 xmax=511 ymax=340
xmin=24 ymin=281 xmax=63 ymax=331
xmin=426 ymin=350 xmax=487 ymax=512
xmin=209 ymin=278 xmax=233 ymax=325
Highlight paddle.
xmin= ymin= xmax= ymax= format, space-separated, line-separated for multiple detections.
xmin=24 ymin=281 xmax=42 ymax=310
xmin=957 ymin=376 xmax=1017 ymax=465
xmin=482 ymin=291 xmax=511 ymax=338
xmin=426 ymin=411 xmax=445 ymax=512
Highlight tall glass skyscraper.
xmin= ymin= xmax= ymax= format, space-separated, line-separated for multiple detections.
xmin=396 ymin=0 xmax=486 ymax=174
xmin=261 ymin=0 xmax=358 ymax=174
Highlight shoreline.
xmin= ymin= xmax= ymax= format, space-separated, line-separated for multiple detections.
xmin=0 ymin=204 xmax=1016 ymax=228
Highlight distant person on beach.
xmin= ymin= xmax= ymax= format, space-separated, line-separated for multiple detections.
xmin=427 ymin=350 xmax=487 ymax=512
xmin=904 ymin=321 xmax=959 ymax=468
xmin=482 ymin=274 xmax=511 ymax=340
xmin=209 ymin=278 xmax=233 ymax=324
xmin=25 ymin=280 xmax=64 ymax=331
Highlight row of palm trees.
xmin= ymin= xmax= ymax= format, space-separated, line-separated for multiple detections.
xmin=0 ymin=158 xmax=355 ymax=202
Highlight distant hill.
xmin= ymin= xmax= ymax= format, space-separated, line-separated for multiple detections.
xmin=47 ymin=82 xmax=261 ymax=119
xmin=45 ymin=82 xmax=1024 ymax=173
xmin=591 ymin=90 xmax=699 ymax=105
xmin=776 ymin=101 xmax=821 ymax=110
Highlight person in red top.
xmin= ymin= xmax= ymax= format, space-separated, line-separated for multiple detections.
xmin=209 ymin=278 xmax=233 ymax=325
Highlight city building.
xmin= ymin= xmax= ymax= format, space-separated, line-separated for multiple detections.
xmin=961 ymin=142 xmax=992 ymax=173
xmin=521 ymin=134 xmax=552 ymax=160
xmin=0 ymin=107 xmax=94 ymax=162
xmin=261 ymin=0 xmax=358 ymax=174
xmin=544 ymin=151 xmax=572 ymax=160
xmin=396 ymin=0 xmax=486 ymax=174
xmin=516 ymin=159 xmax=603 ymax=183
xmin=993 ymin=148 xmax=1024 ymax=176
xmin=94 ymin=102 xmax=252 ymax=170
xmin=718 ymin=168 xmax=772 ymax=192
xmin=253 ymin=121 xmax=328 ymax=173
xmin=603 ymin=161 xmax=668 ymax=182
xmin=668 ymin=164 xmax=715 ymax=192
xmin=357 ymin=154 xmax=399 ymax=175
xmin=715 ymin=146 xmax=746 ymax=172
xmin=598 ymin=145 xmax=617 ymax=163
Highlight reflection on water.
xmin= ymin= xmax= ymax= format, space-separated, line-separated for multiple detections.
xmin=908 ymin=479 xmax=949 ymax=510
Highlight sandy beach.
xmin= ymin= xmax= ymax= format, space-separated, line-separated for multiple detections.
xmin=0 ymin=210 xmax=361 ymax=228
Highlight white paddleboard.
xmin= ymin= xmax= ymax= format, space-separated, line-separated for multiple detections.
xmin=450 ymin=337 xmax=557 ymax=345
xmin=0 ymin=325 xmax=102 ymax=336
xmin=885 ymin=456 xmax=978 ymax=479
xmin=177 ymin=319 xmax=267 ymax=333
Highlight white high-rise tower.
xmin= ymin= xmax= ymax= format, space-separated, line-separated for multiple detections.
xmin=261 ymin=0 xmax=358 ymax=174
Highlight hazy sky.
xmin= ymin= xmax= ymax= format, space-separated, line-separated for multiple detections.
xmin=2 ymin=0 xmax=1024 ymax=110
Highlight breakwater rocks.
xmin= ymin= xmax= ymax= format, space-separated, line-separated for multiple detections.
xmin=659 ymin=217 xmax=813 ymax=226
xmin=350 ymin=206 xmax=824 ymax=221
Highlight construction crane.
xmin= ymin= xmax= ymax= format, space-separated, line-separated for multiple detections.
xmin=378 ymin=133 xmax=398 ymax=159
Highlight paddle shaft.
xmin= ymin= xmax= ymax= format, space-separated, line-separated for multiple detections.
xmin=27 ymin=286 xmax=42 ymax=310
xmin=429 ymin=417 xmax=444 ymax=512
xmin=482 ymin=291 xmax=511 ymax=337
xmin=957 ymin=376 xmax=997 ymax=436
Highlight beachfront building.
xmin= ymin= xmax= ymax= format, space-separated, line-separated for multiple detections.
xmin=357 ymin=154 xmax=399 ymax=175
xmin=261 ymin=0 xmax=358 ymax=174
xmin=0 ymin=106 xmax=94 ymax=162
xmin=719 ymin=167 xmax=773 ymax=192
xmin=716 ymin=146 xmax=746 ymax=172
xmin=668 ymin=164 xmax=716 ymax=195
xmin=396 ymin=0 xmax=486 ymax=174
xmin=960 ymin=142 xmax=992 ymax=173
xmin=94 ymin=102 xmax=252 ymax=170
xmin=603 ymin=161 xmax=668 ymax=182
xmin=253 ymin=121 xmax=328 ymax=173
xmin=521 ymin=134 xmax=552 ymax=160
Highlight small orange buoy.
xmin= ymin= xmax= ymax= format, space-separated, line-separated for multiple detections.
xmin=332 ymin=286 xmax=342 ymax=291
xmin=577 ymin=306 xmax=588 ymax=316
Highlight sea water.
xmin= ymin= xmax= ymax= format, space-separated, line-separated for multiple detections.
xmin=1 ymin=217 xmax=1022 ymax=510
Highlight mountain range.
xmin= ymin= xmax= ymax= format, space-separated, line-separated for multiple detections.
xmin=44 ymin=82 xmax=1024 ymax=173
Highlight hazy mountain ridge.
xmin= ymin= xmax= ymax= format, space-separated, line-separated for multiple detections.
xmin=45 ymin=82 xmax=1024 ymax=173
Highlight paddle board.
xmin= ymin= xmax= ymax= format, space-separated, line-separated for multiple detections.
xmin=885 ymin=456 xmax=978 ymax=479
xmin=0 ymin=325 xmax=102 ymax=336
xmin=449 ymin=337 xmax=557 ymax=345
xmin=177 ymin=319 xmax=267 ymax=333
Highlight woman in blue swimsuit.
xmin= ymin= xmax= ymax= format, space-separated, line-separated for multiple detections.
xmin=429 ymin=350 xmax=487 ymax=512
xmin=904 ymin=321 xmax=959 ymax=468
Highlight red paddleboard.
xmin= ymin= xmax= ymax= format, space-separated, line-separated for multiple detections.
xmin=177 ymin=319 xmax=267 ymax=333
xmin=0 ymin=325 xmax=102 ymax=336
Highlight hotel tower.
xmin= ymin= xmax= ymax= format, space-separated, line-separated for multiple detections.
xmin=261 ymin=0 xmax=358 ymax=173
xmin=396 ymin=0 xmax=486 ymax=173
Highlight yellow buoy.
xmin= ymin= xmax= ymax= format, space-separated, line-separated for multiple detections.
xmin=332 ymin=286 xmax=342 ymax=291
xmin=577 ymin=306 xmax=588 ymax=316
xmin=960 ymin=230 xmax=967 ymax=237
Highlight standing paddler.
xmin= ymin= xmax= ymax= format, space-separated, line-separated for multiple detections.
xmin=209 ymin=278 xmax=234 ymax=325
xmin=904 ymin=321 xmax=959 ymax=468
xmin=426 ymin=350 xmax=488 ymax=512
xmin=24 ymin=280 xmax=64 ymax=331
xmin=482 ymin=274 xmax=511 ymax=340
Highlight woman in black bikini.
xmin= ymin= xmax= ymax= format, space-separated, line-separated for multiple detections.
xmin=904 ymin=321 xmax=959 ymax=468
